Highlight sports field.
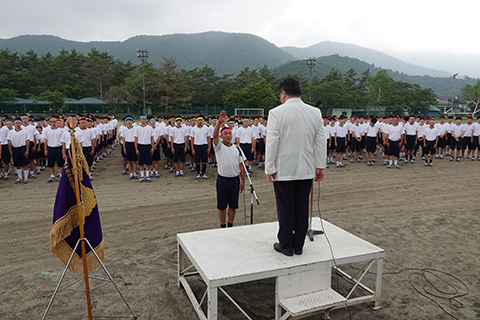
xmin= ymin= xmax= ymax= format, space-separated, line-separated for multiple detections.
xmin=0 ymin=147 xmax=478 ymax=320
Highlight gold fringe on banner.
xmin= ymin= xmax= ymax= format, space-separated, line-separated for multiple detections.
xmin=51 ymin=239 xmax=104 ymax=277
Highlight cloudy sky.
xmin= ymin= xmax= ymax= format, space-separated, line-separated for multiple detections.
xmin=1 ymin=0 xmax=479 ymax=56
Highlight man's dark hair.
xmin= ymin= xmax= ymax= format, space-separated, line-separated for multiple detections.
xmin=278 ymin=78 xmax=302 ymax=97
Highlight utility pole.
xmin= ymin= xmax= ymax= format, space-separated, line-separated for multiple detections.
xmin=137 ymin=49 xmax=149 ymax=115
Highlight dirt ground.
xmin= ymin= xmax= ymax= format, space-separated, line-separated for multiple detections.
xmin=1 ymin=146 xmax=479 ymax=320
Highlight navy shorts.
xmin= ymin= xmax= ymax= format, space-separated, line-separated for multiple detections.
xmin=361 ymin=136 xmax=366 ymax=149
xmin=387 ymin=140 xmax=400 ymax=157
xmin=473 ymin=136 xmax=479 ymax=150
xmin=137 ymin=144 xmax=152 ymax=166
xmin=47 ymin=146 xmax=64 ymax=168
xmin=12 ymin=146 xmax=29 ymax=167
xmin=216 ymin=175 xmax=240 ymax=210
xmin=83 ymin=146 xmax=94 ymax=167
xmin=450 ymin=137 xmax=463 ymax=150
xmin=173 ymin=143 xmax=186 ymax=162
xmin=437 ymin=136 xmax=446 ymax=149
xmin=240 ymin=143 xmax=254 ymax=161
xmin=194 ymin=144 xmax=208 ymax=163
xmin=125 ymin=142 xmax=138 ymax=161
xmin=120 ymin=143 xmax=126 ymax=157
xmin=350 ymin=138 xmax=361 ymax=152
xmin=405 ymin=135 xmax=416 ymax=150
xmin=463 ymin=137 xmax=473 ymax=150
xmin=336 ymin=137 xmax=346 ymax=153
xmin=28 ymin=141 xmax=36 ymax=160
xmin=1 ymin=144 xmax=11 ymax=164
xmin=366 ymin=136 xmax=377 ymax=152
xmin=152 ymin=145 xmax=161 ymax=161
xmin=424 ymin=140 xmax=436 ymax=155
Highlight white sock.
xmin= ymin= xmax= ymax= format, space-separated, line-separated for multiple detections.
xmin=146 ymin=170 xmax=150 ymax=177
xmin=140 ymin=171 xmax=144 ymax=178
xmin=389 ymin=160 xmax=393 ymax=165
xmin=394 ymin=160 xmax=398 ymax=165
xmin=16 ymin=169 xmax=23 ymax=178
xmin=24 ymin=169 xmax=29 ymax=178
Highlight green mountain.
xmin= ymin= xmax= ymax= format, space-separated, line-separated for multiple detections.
xmin=282 ymin=41 xmax=452 ymax=78
xmin=273 ymin=55 xmax=477 ymax=96
xmin=0 ymin=32 xmax=296 ymax=75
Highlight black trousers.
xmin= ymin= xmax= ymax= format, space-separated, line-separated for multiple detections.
xmin=273 ymin=179 xmax=312 ymax=251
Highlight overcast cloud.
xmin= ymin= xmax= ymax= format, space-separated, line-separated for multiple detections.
xmin=1 ymin=0 xmax=479 ymax=57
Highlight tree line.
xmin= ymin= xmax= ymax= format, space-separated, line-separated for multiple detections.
xmin=0 ymin=48 xmax=449 ymax=116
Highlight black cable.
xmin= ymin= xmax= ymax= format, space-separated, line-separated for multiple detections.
xmin=316 ymin=181 xmax=353 ymax=320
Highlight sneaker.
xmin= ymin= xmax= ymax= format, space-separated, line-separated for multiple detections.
xmin=410 ymin=160 xmax=414 ymax=164
xmin=429 ymin=163 xmax=433 ymax=167
xmin=424 ymin=163 xmax=429 ymax=166
xmin=30 ymin=174 xmax=36 ymax=179
xmin=366 ymin=161 xmax=371 ymax=166
xmin=336 ymin=164 xmax=340 ymax=168
xmin=196 ymin=174 xmax=202 ymax=179
xmin=3 ymin=175 xmax=8 ymax=180
xmin=47 ymin=177 xmax=55 ymax=183
xmin=383 ymin=161 xmax=388 ymax=166
xmin=405 ymin=160 xmax=408 ymax=164
xmin=122 ymin=169 xmax=127 ymax=175
xmin=422 ymin=156 xmax=425 ymax=160
xmin=164 ymin=165 xmax=169 ymax=170
xmin=394 ymin=165 xmax=400 ymax=169
xmin=357 ymin=159 xmax=361 ymax=163
xmin=439 ymin=155 xmax=444 ymax=159
xmin=139 ymin=177 xmax=145 ymax=183
xmin=89 ymin=175 xmax=93 ymax=181
xmin=56 ymin=173 xmax=61 ymax=178
xmin=133 ymin=173 xmax=138 ymax=179
xmin=180 ymin=170 xmax=184 ymax=177
xmin=15 ymin=178 xmax=22 ymax=184
xmin=175 ymin=171 xmax=180 ymax=177
xmin=449 ymin=157 xmax=454 ymax=161
xmin=477 ymin=157 xmax=480 ymax=161
xmin=456 ymin=158 xmax=460 ymax=162
xmin=202 ymin=174 xmax=208 ymax=179
xmin=23 ymin=178 xmax=28 ymax=184
xmin=358 ymin=155 xmax=363 ymax=159
xmin=339 ymin=163 xmax=345 ymax=167
xmin=129 ymin=173 xmax=134 ymax=179
xmin=387 ymin=164 xmax=392 ymax=168
xmin=155 ymin=173 xmax=160 ymax=178
xmin=212 ymin=164 xmax=217 ymax=168
xmin=467 ymin=155 xmax=471 ymax=159
xmin=37 ymin=168 xmax=41 ymax=174
xmin=413 ymin=157 xmax=416 ymax=160
xmin=258 ymin=163 xmax=262 ymax=168
xmin=472 ymin=157 xmax=475 ymax=161
xmin=326 ymin=165 xmax=329 ymax=169
xmin=146 ymin=177 xmax=152 ymax=182
xmin=434 ymin=155 xmax=439 ymax=159
xmin=460 ymin=155 xmax=464 ymax=158
xmin=350 ymin=159 xmax=354 ymax=163
xmin=169 ymin=167 xmax=174 ymax=173
xmin=190 ymin=167 xmax=195 ymax=172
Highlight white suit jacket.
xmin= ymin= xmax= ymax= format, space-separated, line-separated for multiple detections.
xmin=265 ymin=98 xmax=326 ymax=181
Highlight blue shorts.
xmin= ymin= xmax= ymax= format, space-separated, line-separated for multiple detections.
xmin=216 ymin=175 xmax=240 ymax=210
xmin=125 ymin=142 xmax=138 ymax=162
xmin=12 ymin=146 xmax=29 ymax=167
xmin=47 ymin=146 xmax=64 ymax=168
xmin=366 ymin=136 xmax=377 ymax=152
xmin=173 ymin=143 xmax=186 ymax=162
xmin=336 ymin=137 xmax=346 ymax=153
xmin=137 ymin=144 xmax=152 ymax=166
xmin=405 ymin=135 xmax=416 ymax=150
xmin=387 ymin=140 xmax=400 ymax=157
xmin=425 ymin=140 xmax=436 ymax=155
xmin=240 ymin=143 xmax=253 ymax=161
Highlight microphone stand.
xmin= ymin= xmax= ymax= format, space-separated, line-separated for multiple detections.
xmin=307 ymin=180 xmax=324 ymax=241
xmin=236 ymin=145 xmax=259 ymax=224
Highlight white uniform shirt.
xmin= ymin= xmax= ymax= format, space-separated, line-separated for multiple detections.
xmin=324 ymin=125 xmax=334 ymax=139
xmin=153 ymin=126 xmax=164 ymax=143
xmin=44 ymin=127 xmax=64 ymax=147
xmin=387 ymin=125 xmax=403 ymax=141
xmin=134 ymin=125 xmax=154 ymax=145
xmin=7 ymin=128 xmax=29 ymax=147
xmin=435 ymin=123 xmax=448 ymax=136
xmin=351 ymin=124 xmax=364 ymax=139
xmin=472 ymin=122 xmax=480 ymax=136
xmin=76 ymin=128 xmax=96 ymax=147
xmin=404 ymin=122 xmax=419 ymax=136
xmin=366 ymin=123 xmax=380 ymax=137
xmin=236 ymin=126 xmax=255 ymax=144
xmin=452 ymin=124 xmax=466 ymax=137
xmin=190 ymin=125 xmax=210 ymax=145
xmin=120 ymin=126 xmax=136 ymax=143
xmin=0 ymin=126 xmax=10 ymax=145
xmin=463 ymin=123 xmax=474 ymax=138
xmin=333 ymin=124 xmax=348 ymax=138
xmin=214 ymin=142 xmax=244 ymax=178
xmin=423 ymin=126 xmax=439 ymax=141
xmin=169 ymin=126 xmax=188 ymax=144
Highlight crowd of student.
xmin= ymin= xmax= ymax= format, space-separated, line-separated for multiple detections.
xmin=0 ymin=113 xmax=117 ymax=186
xmin=323 ymin=114 xmax=480 ymax=168
xmin=2 ymin=112 xmax=479 ymax=188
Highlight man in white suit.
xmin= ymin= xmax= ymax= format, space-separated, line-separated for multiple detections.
xmin=265 ymin=78 xmax=327 ymax=256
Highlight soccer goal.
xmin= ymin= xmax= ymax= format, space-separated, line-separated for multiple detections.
xmin=234 ymin=108 xmax=264 ymax=117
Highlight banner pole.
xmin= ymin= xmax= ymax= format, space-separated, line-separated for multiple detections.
xmin=68 ymin=121 xmax=93 ymax=320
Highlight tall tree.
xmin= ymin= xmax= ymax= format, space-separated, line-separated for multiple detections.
xmin=461 ymin=79 xmax=480 ymax=117
xmin=82 ymin=49 xmax=115 ymax=99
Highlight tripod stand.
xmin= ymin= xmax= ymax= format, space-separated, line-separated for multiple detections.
xmin=236 ymin=145 xmax=259 ymax=224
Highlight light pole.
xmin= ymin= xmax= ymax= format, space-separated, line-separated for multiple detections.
xmin=137 ymin=49 xmax=149 ymax=115
xmin=306 ymin=57 xmax=316 ymax=101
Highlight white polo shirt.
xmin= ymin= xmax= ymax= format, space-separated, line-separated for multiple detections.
xmin=333 ymin=124 xmax=348 ymax=138
xmin=366 ymin=123 xmax=380 ymax=137
xmin=76 ymin=128 xmax=96 ymax=147
xmin=472 ymin=122 xmax=480 ymax=136
xmin=0 ymin=126 xmax=10 ymax=145
xmin=236 ymin=126 xmax=255 ymax=144
xmin=451 ymin=124 xmax=466 ymax=137
xmin=404 ymin=122 xmax=419 ymax=136
xmin=463 ymin=123 xmax=474 ymax=138
xmin=134 ymin=125 xmax=154 ymax=145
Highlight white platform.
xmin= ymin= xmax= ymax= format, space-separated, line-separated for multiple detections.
xmin=177 ymin=218 xmax=385 ymax=320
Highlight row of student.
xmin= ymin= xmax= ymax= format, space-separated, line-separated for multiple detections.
xmin=0 ymin=114 xmax=119 ymax=185
xmin=322 ymin=115 xmax=480 ymax=168
xmin=117 ymin=115 xmax=268 ymax=182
